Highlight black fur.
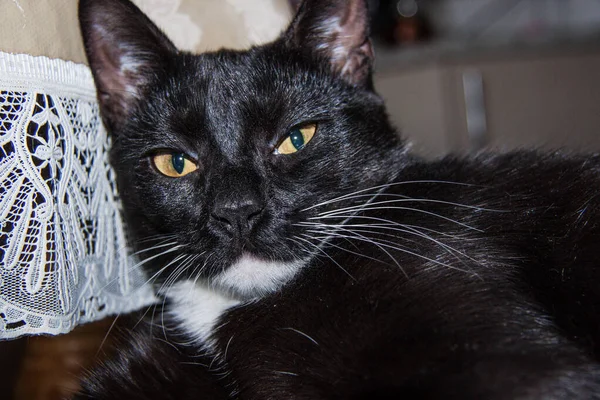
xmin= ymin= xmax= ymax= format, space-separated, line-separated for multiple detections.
xmin=77 ymin=320 xmax=228 ymax=400
xmin=76 ymin=0 xmax=600 ymax=398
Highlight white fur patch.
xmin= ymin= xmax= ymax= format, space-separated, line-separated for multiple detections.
xmin=167 ymin=255 xmax=304 ymax=349
xmin=168 ymin=280 xmax=240 ymax=347
xmin=213 ymin=254 xmax=304 ymax=299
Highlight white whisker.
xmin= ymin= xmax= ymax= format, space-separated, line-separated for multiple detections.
xmin=142 ymin=253 xmax=187 ymax=287
xmin=130 ymin=244 xmax=184 ymax=274
xmin=97 ymin=244 xmax=184 ymax=293
xmin=281 ymin=327 xmax=319 ymax=346
xmin=157 ymin=254 xmax=198 ymax=340
xmin=301 ymin=220 xmax=478 ymax=264
xmin=294 ymin=235 xmax=356 ymax=281
xmin=305 ymin=227 xmax=408 ymax=278
xmin=299 ymin=219 xmax=473 ymax=240
xmin=306 ymin=227 xmax=477 ymax=277
xmin=223 ymin=335 xmax=235 ymax=361
xmin=318 ymin=197 xmax=503 ymax=217
xmin=332 ymin=226 xmax=477 ymax=268
xmin=131 ymin=241 xmax=180 ymax=256
xmin=311 ymin=207 xmax=482 ymax=232
xmin=299 ymin=233 xmax=388 ymax=267
xmin=286 ymin=236 xmax=319 ymax=258
xmin=273 ymin=371 xmax=299 ymax=377
xmin=95 ymin=314 xmax=120 ymax=356
xmin=301 ymin=180 xmax=476 ymax=212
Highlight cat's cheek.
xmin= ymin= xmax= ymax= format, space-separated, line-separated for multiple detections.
xmin=138 ymin=176 xmax=204 ymax=230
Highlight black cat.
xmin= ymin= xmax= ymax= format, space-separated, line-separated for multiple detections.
xmin=76 ymin=0 xmax=600 ymax=398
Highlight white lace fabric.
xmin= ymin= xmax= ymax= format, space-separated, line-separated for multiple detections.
xmin=0 ymin=51 xmax=156 ymax=339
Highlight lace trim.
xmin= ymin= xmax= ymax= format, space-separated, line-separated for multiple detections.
xmin=0 ymin=52 xmax=156 ymax=339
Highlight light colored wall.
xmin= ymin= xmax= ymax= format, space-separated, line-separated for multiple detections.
xmin=0 ymin=1 xmax=86 ymax=63
xmin=375 ymin=46 xmax=600 ymax=157
xmin=430 ymin=0 xmax=600 ymax=39
xmin=0 ymin=0 xmax=291 ymax=64
xmin=460 ymin=50 xmax=600 ymax=152
xmin=375 ymin=67 xmax=451 ymax=158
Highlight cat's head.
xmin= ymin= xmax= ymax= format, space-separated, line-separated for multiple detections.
xmin=79 ymin=0 xmax=406 ymax=299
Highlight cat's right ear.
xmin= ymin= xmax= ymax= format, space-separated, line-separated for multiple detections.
xmin=79 ymin=0 xmax=177 ymax=132
xmin=283 ymin=0 xmax=374 ymax=88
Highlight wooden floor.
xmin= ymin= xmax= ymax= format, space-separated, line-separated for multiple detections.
xmin=2 ymin=317 xmax=117 ymax=400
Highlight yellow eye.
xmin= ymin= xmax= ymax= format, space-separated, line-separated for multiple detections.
xmin=152 ymin=153 xmax=198 ymax=178
xmin=276 ymin=123 xmax=317 ymax=155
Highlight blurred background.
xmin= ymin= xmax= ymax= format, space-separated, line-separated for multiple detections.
xmin=1 ymin=1 xmax=600 ymax=399
xmin=369 ymin=0 xmax=600 ymax=157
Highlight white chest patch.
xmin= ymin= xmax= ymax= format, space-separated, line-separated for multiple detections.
xmin=168 ymin=280 xmax=240 ymax=348
xmin=213 ymin=254 xmax=305 ymax=299
xmin=167 ymin=255 xmax=305 ymax=348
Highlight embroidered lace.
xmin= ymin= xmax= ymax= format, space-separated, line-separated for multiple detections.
xmin=0 ymin=52 xmax=156 ymax=339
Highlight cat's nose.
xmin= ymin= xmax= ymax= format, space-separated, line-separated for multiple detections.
xmin=210 ymin=198 xmax=264 ymax=237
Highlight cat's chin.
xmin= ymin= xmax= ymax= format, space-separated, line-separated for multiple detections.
xmin=212 ymin=253 xmax=306 ymax=300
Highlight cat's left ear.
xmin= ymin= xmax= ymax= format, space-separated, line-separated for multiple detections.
xmin=79 ymin=0 xmax=178 ymax=133
xmin=284 ymin=0 xmax=374 ymax=88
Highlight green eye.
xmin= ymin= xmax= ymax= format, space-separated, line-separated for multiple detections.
xmin=152 ymin=152 xmax=198 ymax=178
xmin=276 ymin=123 xmax=317 ymax=155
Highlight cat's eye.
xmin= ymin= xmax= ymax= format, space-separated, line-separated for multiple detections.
xmin=276 ymin=123 xmax=317 ymax=155
xmin=152 ymin=153 xmax=198 ymax=178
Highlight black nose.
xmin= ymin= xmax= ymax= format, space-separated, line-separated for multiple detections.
xmin=210 ymin=197 xmax=264 ymax=237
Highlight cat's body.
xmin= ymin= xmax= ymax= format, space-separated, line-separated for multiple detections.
xmin=76 ymin=0 xmax=600 ymax=398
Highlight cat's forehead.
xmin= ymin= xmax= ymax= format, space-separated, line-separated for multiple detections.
xmin=159 ymin=48 xmax=337 ymax=157
xmin=191 ymin=48 xmax=330 ymax=105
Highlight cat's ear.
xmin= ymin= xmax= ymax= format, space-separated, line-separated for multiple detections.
xmin=284 ymin=0 xmax=374 ymax=88
xmin=79 ymin=0 xmax=178 ymax=132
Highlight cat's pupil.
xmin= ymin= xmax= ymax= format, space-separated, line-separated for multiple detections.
xmin=289 ymin=129 xmax=305 ymax=151
xmin=172 ymin=154 xmax=186 ymax=174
